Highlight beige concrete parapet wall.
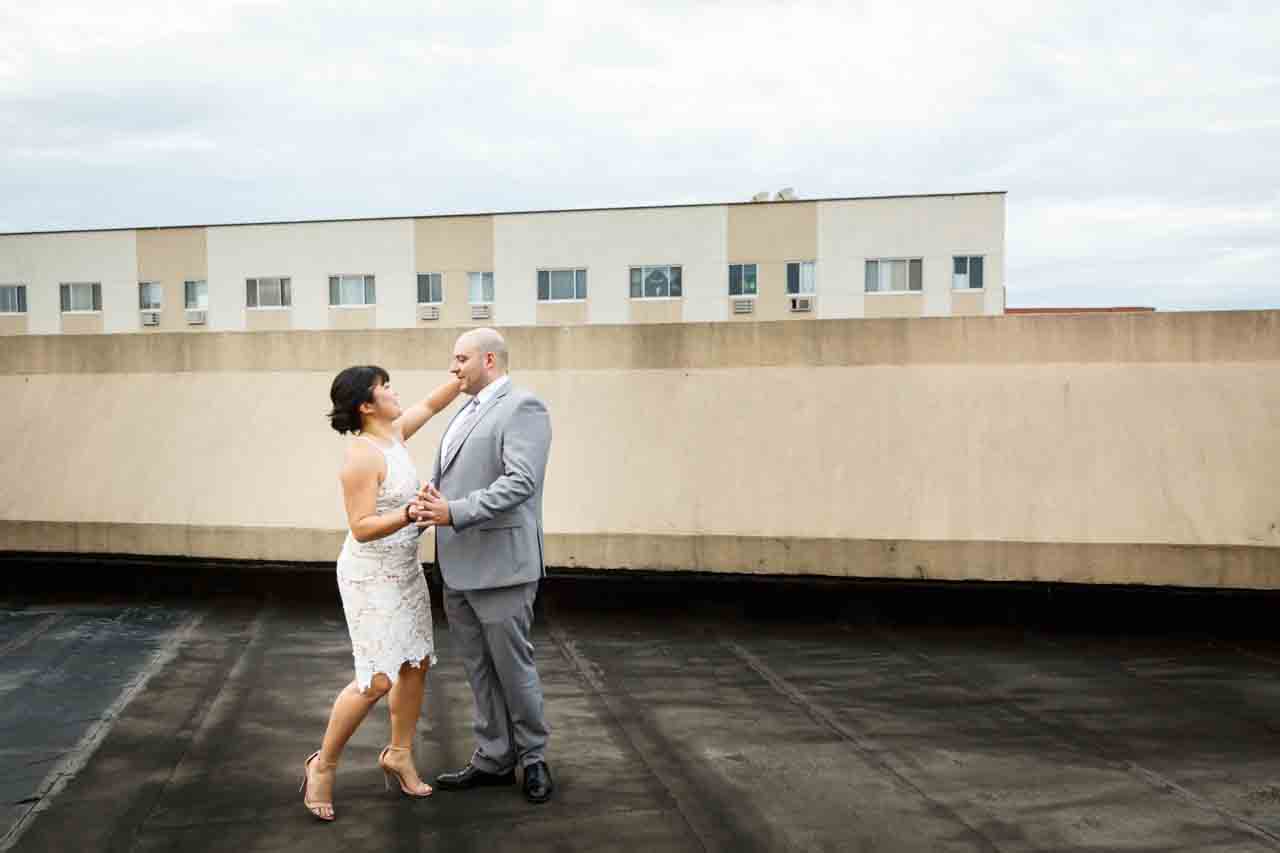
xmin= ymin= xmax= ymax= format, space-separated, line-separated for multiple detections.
xmin=2 ymin=311 xmax=1278 ymax=588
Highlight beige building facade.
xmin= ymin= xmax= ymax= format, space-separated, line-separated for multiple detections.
xmin=0 ymin=193 xmax=1005 ymax=335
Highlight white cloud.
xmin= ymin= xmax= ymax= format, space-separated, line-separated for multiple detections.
xmin=0 ymin=0 xmax=1277 ymax=308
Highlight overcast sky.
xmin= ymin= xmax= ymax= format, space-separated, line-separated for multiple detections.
xmin=2 ymin=1 xmax=1276 ymax=309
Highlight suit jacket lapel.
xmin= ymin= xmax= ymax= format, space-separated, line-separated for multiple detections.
xmin=440 ymin=382 xmax=511 ymax=476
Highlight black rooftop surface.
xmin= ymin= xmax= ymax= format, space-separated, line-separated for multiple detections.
xmin=3 ymin=562 xmax=1277 ymax=852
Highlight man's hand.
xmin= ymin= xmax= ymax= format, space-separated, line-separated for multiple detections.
xmin=415 ymin=483 xmax=451 ymax=528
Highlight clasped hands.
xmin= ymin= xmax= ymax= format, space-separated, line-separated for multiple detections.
xmin=409 ymin=482 xmax=451 ymax=529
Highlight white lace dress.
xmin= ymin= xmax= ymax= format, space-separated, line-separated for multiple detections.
xmin=336 ymin=436 xmax=437 ymax=692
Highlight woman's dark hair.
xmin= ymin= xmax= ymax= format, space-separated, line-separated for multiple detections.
xmin=328 ymin=365 xmax=390 ymax=434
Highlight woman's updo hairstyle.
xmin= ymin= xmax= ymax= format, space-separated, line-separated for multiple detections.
xmin=328 ymin=365 xmax=391 ymax=434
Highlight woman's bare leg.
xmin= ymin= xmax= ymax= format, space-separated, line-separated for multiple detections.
xmin=381 ymin=658 xmax=432 ymax=794
xmin=306 ymin=674 xmax=392 ymax=818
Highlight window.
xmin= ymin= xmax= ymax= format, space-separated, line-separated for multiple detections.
xmin=0 ymin=285 xmax=27 ymax=314
xmin=953 ymin=256 xmax=984 ymax=290
xmin=184 ymin=280 xmax=208 ymax=310
xmin=786 ymin=261 xmax=816 ymax=295
xmin=468 ymin=272 xmax=495 ymax=304
xmin=328 ymin=274 xmax=376 ymax=306
xmin=417 ymin=273 xmax=443 ymax=304
xmin=138 ymin=282 xmax=163 ymax=310
xmin=60 ymin=282 xmax=102 ymax=312
xmin=246 ymin=277 xmax=291 ymax=308
xmin=728 ymin=264 xmax=758 ymax=296
xmin=537 ymin=269 xmax=587 ymax=301
xmin=629 ymin=265 xmax=682 ymax=299
xmin=865 ymin=259 xmax=923 ymax=293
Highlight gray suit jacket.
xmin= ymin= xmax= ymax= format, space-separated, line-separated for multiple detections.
xmin=432 ymin=381 xmax=551 ymax=591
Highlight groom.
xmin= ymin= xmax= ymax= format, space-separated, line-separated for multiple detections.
xmin=412 ymin=327 xmax=554 ymax=804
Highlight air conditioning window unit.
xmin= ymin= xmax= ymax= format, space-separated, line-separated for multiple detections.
xmin=471 ymin=304 xmax=492 ymax=321
xmin=789 ymin=296 xmax=813 ymax=313
xmin=732 ymin=298 xmax=755 ymax=315
xmin=185 ymin=310 xmax=207 ymax=325
xmin=140 ymin=310 xmax=161 ymax=326
xmin=417 ymin=304 xmax=440 ymax=321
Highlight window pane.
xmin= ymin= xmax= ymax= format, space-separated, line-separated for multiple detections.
xmin=0 ymin=287 xmax=15 ymax=313
xmin=91 ymin=283 xmax=102 ymax=311
xmin=670 ymin=266 xmax=682 ymax=297
xmin=970 ymin=257 xmax=983 ymax=289
xmin=417 ymin=274 xmax=429 ymax=303
xmin=909 ymin=259 xmax=923 ymax=291
xmin=482 ymin=272 xmax=494 ymax=302
xmin=185 ymin=281 xmax=207 ymax=309
xmin=729 ymin=264 xmax=741 ymax=296
xmin=800 ymin=261 xmax=815 ymax=294
xmin=865 ymin=261 xmax=878 ymax=292
xmin=786 ymin=262 xmax=799 ymax=294
xmin=550 ymin=269 xmax=575 ymax=300
xmin=281 ymin=278 xmax=291 ymax=306
xmin=744 ymin=264 xmax=757 ymax=295
xmin=575 ymin=269 xmax=587 ymax=300
xmin=139 ymin=283 xmax=161 ymax=309
xmin=260 ymin=279 xmax=282 ymax=306
xmin=339 ymin=275 xmax=364 ymax=305
xmin=69 ymin=283 xmax=93 ymax=311
xmin=537 ymin=270 xmax=550 ymax=301
xmin=365 ymin=275 xmax=376 ymax=305
xmin=954 ymin=257 xmax=967 ymax=275
xmin=630 ymin=267 xmax=642 ymax=298
xmin=643 ymin=267 xmax=668 ymax=298
xmin=246 ymin=280 xmax=257 ymax=307
xmin=889 ymin=260 xmax=907 ymax=292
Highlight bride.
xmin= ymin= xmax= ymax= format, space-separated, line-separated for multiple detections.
xmin=301 ymin=365 xmax=460 ymax=821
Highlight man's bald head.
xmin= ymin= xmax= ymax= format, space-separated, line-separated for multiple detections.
xmin=451 ymin=327 xmax=509 ymax=395
xmin=458 ymin=327 xmax=509 ymax=371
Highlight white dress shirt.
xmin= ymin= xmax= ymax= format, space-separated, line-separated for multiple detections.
xmin=441 ymin=374 xmax=510 ymax=462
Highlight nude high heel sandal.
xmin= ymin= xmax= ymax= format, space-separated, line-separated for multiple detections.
xmin=300 ymin=751 xmax=336 ymax=821
xmin=378 ymin=745 xmax=433 ymax=797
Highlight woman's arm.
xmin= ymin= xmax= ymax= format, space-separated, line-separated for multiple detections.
xmin=340 ymin=442 xmax=416 ymax=543
xmin=395 ymin=377 xmax=463 ymax=442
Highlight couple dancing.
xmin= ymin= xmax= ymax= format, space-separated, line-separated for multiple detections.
xmin=301 ymin=327 xmax=553 ymax=821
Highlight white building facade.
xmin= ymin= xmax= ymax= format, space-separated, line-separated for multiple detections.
xmin=0 ymin=192 xmax=1005 ymax=336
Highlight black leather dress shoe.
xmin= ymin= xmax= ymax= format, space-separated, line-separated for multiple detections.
xmin=435 ymin=764 xmax=516 ymax=790
xmin=523 ymin=761 xmax=553 ymax=804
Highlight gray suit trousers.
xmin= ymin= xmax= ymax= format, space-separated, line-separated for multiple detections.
xmin=444 ymin=581 xmax=548 ymax=772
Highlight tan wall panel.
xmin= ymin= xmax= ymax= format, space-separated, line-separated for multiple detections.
xmin=440 ymin=273 xmax=478 ymax=327
xmin=329 ymin=306 xmax=376 ymax=330
xmin=0 ymin=315 xmax=27 ymax=335
xmin=536 ymin=301 xmax=587 ymax=325
xmin=60 ymin=314 xmax=104 ymax=334
xmin=414 ymin=217 xmax=493 ymax=269
xmin=414 ymin=217 xmax=494 ymax=327
xmin=865 ymin=293 xmax=925 ymax=318
xmin=3 ymin=522 xmax=1275 ymax=589
xmin=4 ymin=312 xmax=1279 ymax=375
xmin=136 ymin=228 xmax=208 ymax=332
xmin=951 ymin=290 xmax=986 ymax=316
xmin=628 ymin=300 xmax=683 ymax=324
xmin=727 ymin=202 xmax=817 ymax=262
xmin=245 ymin=309 xmax=292 ymax=331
